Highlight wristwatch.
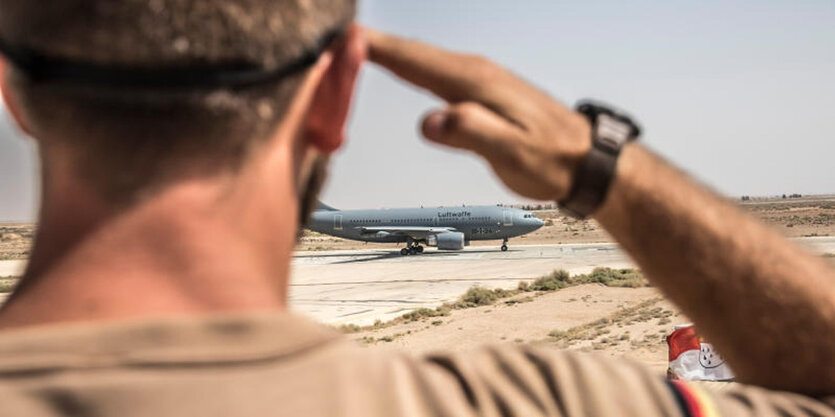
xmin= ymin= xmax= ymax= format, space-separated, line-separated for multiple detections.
xmin=559 ymin=100 xmax=641 ymax=219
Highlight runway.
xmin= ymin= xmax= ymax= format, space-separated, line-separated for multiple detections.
xmin=0 ymin=260 xmax=25 ymax=277
xmin=289 ymin=237 xmax=835 ymax=325
xmin=1 ymin=237 xmax=834 ymax=325
xmin=290 ymin=242 xmax=632 ymax=325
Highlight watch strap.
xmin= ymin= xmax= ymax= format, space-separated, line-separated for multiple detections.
xmin=559 ymin=101 xmax=640 ymax=219
xmin=559 ymin=145 xmax=619 ymax=219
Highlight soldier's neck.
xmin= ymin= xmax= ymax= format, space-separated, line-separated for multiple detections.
xmin=0 ymin=164 xmax=298 ymax=330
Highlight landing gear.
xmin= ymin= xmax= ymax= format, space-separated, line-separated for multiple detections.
xmin=401 ymin=239 xmax=425 ymax=256
xmin=501 ymin=238 xmax=508 ymax=252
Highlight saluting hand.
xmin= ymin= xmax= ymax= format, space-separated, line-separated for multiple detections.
xmin=365 ymin=28 xmax=591 ymax=202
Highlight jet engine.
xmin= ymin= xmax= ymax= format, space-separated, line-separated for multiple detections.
xmin=428 ymin=231 xmax=465 ymax=250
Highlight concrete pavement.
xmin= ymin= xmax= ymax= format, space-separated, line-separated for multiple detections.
xmin=290 ymin=237 xmax=835 ymax=325
xmin=0 ymin=260 xmax=25 ymax=277
xmin=289 ymin=242 xmax=632 ymax=325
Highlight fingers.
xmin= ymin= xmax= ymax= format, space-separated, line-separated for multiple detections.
xmin=365 ymin=28 xmax=478 ymax=101
xmin=365 ymin=28 xmax=547 ymax=125
xmin=421 ymin=102 xmax=523 ymax=159
xmin=364 ymin=27 xmax=591 ymax=202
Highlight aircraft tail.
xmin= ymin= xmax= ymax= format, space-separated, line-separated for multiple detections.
xmin=316 ymin=201 xmax=338 ymax=212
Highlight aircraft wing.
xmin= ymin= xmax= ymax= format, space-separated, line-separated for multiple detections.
xmin=357 ymin=226 xmax=456 ymax=239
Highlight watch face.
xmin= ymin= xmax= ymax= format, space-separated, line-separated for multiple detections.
xmin=596 ymin=114 xmax=633 ymax=151
xmin=577 ymin=101 xmax=641 ymax=141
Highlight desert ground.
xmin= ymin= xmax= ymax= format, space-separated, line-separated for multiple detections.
xmin=349 ymin=283 xmax=680 ymax=374
xmin=1 ymin=194 xmax=834 ymax=376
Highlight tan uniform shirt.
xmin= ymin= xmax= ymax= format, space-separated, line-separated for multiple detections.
xmin=0 ymin=312 xmax=832 ymax=416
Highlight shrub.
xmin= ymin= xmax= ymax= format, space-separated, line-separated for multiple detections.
xmin=530 ymin=269 xmax=571 ymax=291
xmin=402 ymin=307 xmax=450 ymax=322
xmin=492 ymin=288 xmax=517 ymax=298
xmin=455 ymin=286 xmax=501 ymax=308
xmin=0 ymin=279 xmax=18 ymax=294
xmin=575 ymin=268 xmax=647 ymax=288
xmin=338 ymin=324 xmax=361 ymax=333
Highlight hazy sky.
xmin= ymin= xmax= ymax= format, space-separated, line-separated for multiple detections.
xmin=1 ymin=0 xmax=834 ymax=220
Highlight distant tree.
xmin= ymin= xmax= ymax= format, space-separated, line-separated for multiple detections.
xmin=782 ymin=194 xmax=787 ymax=199
xmin=741 ymin=196 xmax=750 ymax=201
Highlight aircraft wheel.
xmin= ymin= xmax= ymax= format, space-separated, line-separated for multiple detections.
xmin=416 ymin=246 xmax=424 ymax=253
xmin=501 ymin=245 xmax=508 ymax=252
xmin=401 ymin=248 xmax=409 ymax=256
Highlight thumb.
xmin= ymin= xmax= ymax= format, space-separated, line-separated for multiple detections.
xmin=421 ymin=102 xmax=522 ymax=157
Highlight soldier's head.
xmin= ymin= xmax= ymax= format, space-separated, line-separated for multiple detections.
xmin=0 ymin=0 xmax=361 ymax=226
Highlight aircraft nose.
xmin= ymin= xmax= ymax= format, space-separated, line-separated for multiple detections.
xmin=530 ymin=217 xmax=544 ymax=231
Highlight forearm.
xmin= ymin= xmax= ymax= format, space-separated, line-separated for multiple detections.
xmin=596 ymin=144 xmax=835 ymax=394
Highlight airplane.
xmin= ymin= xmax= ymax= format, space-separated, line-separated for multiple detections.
xmin=307 ymin=202 xmax=545 ymax=255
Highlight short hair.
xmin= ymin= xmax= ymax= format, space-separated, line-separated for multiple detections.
xmin=0 ymin=0 xmax=355 ymax=202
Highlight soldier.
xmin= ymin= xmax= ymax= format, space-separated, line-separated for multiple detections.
xmin=0 ymin=1 xmax=833 ymax=415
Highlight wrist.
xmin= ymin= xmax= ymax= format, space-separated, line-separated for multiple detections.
xmin=558 ymin=101 xmax=641 ymax=218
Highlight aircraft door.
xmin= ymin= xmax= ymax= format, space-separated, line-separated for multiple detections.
xmin=334 ymin=215 xmax=343 ymax=231
xmin=503 ymin=209 xmax=513 ymax=226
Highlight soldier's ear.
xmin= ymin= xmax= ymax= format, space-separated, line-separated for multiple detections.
xmin=303 ymin=25 xmax=366 ymax=154
xmin=0 ymin=62 xmax=34 ymax=137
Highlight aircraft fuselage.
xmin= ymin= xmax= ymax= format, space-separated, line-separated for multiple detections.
xmin=307 ymin=205 xmax=544 ymax=248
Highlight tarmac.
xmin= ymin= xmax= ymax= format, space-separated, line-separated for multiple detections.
xmin=0 ymin=260 xmax=25 ymax=278
xmin=1 ymin=237 xmax=834 ymax=325
xmin=289 ymin=242 xmax=631 ymax=325
xmin=290 ymin=237 xmax=835 ymax=325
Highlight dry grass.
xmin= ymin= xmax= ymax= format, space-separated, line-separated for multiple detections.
xmin=527 ymin=269 xmax=572 ymax=291
xmin=337 ymin=323 xmax=362 ymax=333
xmin=523 ymin=268 xmax=649 ymax=291
xmin=401 ymin=307 xmax=451 ymax=322
xmin=575 ymin=268 xmax=648 ymax=288
xmin=546 ymin=296 xmax=678 ymax=353
xmin=548 ymin=298 xmax=664 ymax=344
xmin=452 ymin=286 xmax=518 ymax=308
xmin=0 ymin=277 xmax=18 ymax=293
xmin=782 ymin=213 xmax=835 ymax=228
xmin=346 ymin=268 xmax=648 ymax=343
xmin=504 ymin=296 xmax=534 ymax=306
